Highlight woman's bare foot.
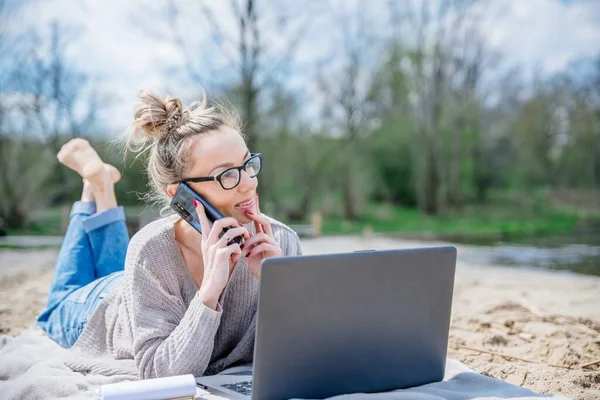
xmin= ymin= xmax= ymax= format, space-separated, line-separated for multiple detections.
xmin=58 ymin=139 xmax=119 ymax=212
xmin=57 ymin=139 xmax=121 ymax=184
xmin=57 ymin=138 xmax=105 ymax=185
xmin=105 ymin=164 xmax=122 ymax=184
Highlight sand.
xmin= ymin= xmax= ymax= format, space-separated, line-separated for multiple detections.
xmin=1 ymin=236 xmax=599 ymax=399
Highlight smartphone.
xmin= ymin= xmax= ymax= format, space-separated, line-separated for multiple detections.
xmin=170 ymin=183 xmax=243 ymax=245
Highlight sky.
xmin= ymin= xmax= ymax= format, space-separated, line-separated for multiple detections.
xmin=7 ymin=0 xmax=600 ymax=135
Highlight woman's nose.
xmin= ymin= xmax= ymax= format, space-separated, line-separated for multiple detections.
xmin=237 ymin=169 xmax=257 ymax=192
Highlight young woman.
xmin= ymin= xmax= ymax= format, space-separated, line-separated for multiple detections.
xmin=36 ymin=91 xmax=302 ymax=379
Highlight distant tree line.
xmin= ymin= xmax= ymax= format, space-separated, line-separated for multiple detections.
xmin=1 ymin=0 xmax=599 ymax=230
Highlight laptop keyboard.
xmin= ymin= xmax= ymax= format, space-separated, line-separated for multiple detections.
xmin=222 ymin=380 xmax=252 ymax=395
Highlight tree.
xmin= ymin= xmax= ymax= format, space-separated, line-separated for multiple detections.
xmin=0 ymin=14 xmax=105 ymax=228
xmin=315 ymin=0 xmax=381 ymax=220
xmin=155 ymin=0 xmax=318 ymax=151
xmin=13 ymin=22 xmax=102 ymax=146
xmin=0 ymin=137 xmax=55 ymax=229
xmin=383 ymin=0 xmax=493 ymax=215
xmin=10 ymin=21 xmax=104 ymax=203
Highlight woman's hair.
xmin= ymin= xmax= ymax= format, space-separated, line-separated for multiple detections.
xmin=125 ymin=90 xmax=242 ymax=213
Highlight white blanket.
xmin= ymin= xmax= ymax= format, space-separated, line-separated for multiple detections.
xmin=0 ymin=326 xmax=569 ymax=400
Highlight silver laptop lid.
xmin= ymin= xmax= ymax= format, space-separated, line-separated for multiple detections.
xmin=252 ymin=246 xmax=457 ymax=400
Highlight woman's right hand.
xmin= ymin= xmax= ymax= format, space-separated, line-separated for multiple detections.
xmin=195 ymin=202 xmax=249 ymax=309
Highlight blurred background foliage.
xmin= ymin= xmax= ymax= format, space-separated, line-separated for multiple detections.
xmin=1 ymin=0 xmax=599 ymax=247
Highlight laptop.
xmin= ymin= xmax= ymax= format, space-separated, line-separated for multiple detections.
xmin=196 ymin=246 xmax=457 ymax=400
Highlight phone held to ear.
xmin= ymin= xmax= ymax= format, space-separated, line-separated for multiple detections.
xmin=170 ymin=182 xmax=244 ymax=245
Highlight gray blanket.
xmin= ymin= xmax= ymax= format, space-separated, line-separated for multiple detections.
xmin=0 ymin=326 xmax=569 ymax=400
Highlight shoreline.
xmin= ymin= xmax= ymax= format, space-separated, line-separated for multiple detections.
xmin=1 ymin=236 xmax=599 ymax=399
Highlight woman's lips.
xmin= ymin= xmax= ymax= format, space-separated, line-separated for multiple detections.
xmin=235 ymin=197 xmax=255 ymax=211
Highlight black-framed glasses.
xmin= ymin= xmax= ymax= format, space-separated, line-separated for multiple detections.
xmin=174 ymin=153 xmax=262 ymax=190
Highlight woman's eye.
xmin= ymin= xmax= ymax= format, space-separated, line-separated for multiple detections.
xmin=223 ymin=169 xmax=237 ymax=178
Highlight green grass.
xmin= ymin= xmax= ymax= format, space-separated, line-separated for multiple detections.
xmin=320 ymin=192 xmax=598 ymax=245
xmin=4 ymin=191 xmax=599 ymax=246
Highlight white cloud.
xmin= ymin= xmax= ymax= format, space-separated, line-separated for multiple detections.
xmin=481 ymin=0 xmax=600 ymax=74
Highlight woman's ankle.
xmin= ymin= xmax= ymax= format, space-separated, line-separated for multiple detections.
xmin=80 ymin=180 xmax=94 ymax=202
xmin=91 ymin=183 xmax=118 ymax=213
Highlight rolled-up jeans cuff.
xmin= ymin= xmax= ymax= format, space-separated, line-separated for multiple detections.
xmin=82 ymin=206 xmax=125 ymax=233
xmin=70 ymin=201 xmax=96 ymax=217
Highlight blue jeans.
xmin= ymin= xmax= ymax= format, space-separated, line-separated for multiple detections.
xmin=37 ymin=201 xmax=129 ymax=348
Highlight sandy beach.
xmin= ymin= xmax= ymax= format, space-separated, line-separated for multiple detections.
xmin=1 ymin=235 xmax=599 ymax=399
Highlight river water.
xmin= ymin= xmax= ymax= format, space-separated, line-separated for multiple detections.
xmin=455 ymin=232 xmax=600 ymax=276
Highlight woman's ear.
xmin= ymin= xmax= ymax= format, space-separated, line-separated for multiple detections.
xmin=166 ymin=184 xmax=178 ymax=198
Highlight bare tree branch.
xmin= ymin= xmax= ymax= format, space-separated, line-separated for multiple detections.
xmin=165 ymin=0 xmax=206 ymax=86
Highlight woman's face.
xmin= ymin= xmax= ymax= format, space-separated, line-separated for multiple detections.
xmin=178 ymin=126 xmax=259 ymax=224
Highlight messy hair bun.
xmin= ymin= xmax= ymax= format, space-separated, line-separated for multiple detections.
xmin=133 ymin=92 xmax=187 ymax=141
xmin=124 ymin=89 xmax=242 ymax=213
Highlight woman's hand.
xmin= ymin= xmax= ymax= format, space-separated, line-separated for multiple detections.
xmin=242 ymin=195 xmax=282 ymax=279
xmin=195 ymin=202 xmax=249 ymax=309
